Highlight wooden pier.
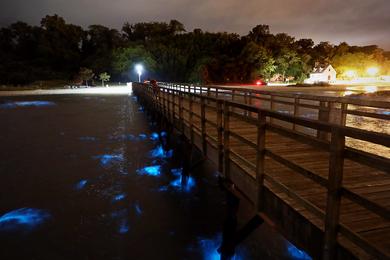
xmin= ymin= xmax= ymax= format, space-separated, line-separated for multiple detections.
xmin=133 ymin=82 xmax=390 ymax=259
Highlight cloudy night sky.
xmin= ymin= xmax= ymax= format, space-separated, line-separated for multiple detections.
xmin=1 ymin=0 xmax=389 ymax=50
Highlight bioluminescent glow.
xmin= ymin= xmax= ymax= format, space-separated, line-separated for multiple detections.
xmin=118 ymin=219 xmax=129 ymax=234
xmin=113 ymin=194 xmax=126 ymax=201
xmin=197 ymin=234 xmax=244 ymax=260
xmin=0 ymin=101 xmax=56 ymax=109
xmin=94 ymin=154 xmax=124 ymax=167
xmin=134 ymin=203 xmax=142 ymax=216
xmin=149 ymin=145 xmax=173 ymax=159
xmin=79 ymin=136 xmax=97 ymax=141
xmin=171 ymin=168 xmax=182 ymax=177
xmin=287 ymin=243 xmax=311 ymax=260
xmin=171 ymin=168 xmax=196 ymax=192
xmin=150 ymin=132 xmax=160 ymax=141
xmin=138 ymin=106 xmax=144 ymax=112
xmin=0 ymin=208 xmax=51 ymax=232
xmin=138 ymin=133 xmax=148 ymax=140
xmin=160 ymin=131 xmax=167 ymax=137
xmin=136 ymin=165 xmax=161 ymax=176
xmin=75 ymin=179 xmax=88 ymax=190
xmin=111 ymin=209 xmax=129 ymax=234
xmin=170 ymin=176 xmax=196 ymax=193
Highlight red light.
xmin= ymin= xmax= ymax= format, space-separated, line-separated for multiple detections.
xmin=256 ymin=80 xmax=261 ymax=86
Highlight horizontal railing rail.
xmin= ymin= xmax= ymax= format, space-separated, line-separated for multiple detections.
xmin=134 ymin=82 xmax=390 ymax=259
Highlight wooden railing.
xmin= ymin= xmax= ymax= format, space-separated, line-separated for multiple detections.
xmin=133 ymin=82 xmax=390 ymax=259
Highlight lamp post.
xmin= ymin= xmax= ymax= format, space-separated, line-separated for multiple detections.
xmin=135 ymin=64 xmax=143 ymax=82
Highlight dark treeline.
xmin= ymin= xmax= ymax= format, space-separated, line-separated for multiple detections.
xmin=1 ymin=14 xmax=389 ymax=85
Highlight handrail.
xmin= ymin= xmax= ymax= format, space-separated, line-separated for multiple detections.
xmin=134 ymin=82 xmax=390 ymax=259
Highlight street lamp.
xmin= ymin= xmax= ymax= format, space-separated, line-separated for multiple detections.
xmin=135 ymin=64 xmax=143 ymax=82
xmin=367 ymin=67 xmax=379 ymax=77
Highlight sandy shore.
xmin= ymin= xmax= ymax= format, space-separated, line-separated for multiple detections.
xmin=0 ymin=86 xmax=133 ymax=96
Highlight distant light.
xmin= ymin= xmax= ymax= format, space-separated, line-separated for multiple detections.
xmin=367 ymin=67 xmax=379 ymax=76
xmin=345 ymin=70 xmax=356 ymax=78
xmin=135 ymin=64 xmax=143 ymax=82
xmin=363 ymin=86 xmax=378 ymax=93
xmin=256 ymin=80 xmax=261 ymax=86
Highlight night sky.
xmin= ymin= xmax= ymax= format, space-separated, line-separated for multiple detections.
xmin=1 ymin=0 xmax=389 ymax=50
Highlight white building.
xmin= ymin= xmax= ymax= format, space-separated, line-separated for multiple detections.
xmin=305 ymin=64 xmax=337 ymax=84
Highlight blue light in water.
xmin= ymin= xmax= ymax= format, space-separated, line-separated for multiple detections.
xmin=113 ymin=194 xmax=126 ymax=201
xmin=287 ymin=243 xmax=311 ymax=260
xmin=171 ymin=168 xmax=182 ymax=177
xmin=94 ymin=154 xmax=124 ymax=167
xmin=170 ymin=176 xmax=196 ymax=193
xmin=150 ymin=132 xmax=159 ymax=141
xmin=138 ymin=134 xmax=148 ymax=140
xmin=0 ymin=208 xmax=51 ymax=232
xmin=137 ymin=165 xmax=161 ymax=176
xmin=118 ymin=219 xmax=129 ymax=234
xmin=160 ymin=131 xmax=167 ymax=137
xmin=75 ymin=179 xmax=87 ymax=190
xmin=149 ymin=145 xmax=173 ymax=159
xmin=134 ymin=203 xmax=142 ymax=216
xmin=197 ymin=234 xmax=244 ymax=260
xmin=138 ymin=106 xmax=144 ymax=112
xmin=0 ymin=101 xmax=56 ymax=109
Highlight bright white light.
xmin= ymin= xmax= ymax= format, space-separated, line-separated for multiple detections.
xmin=367 ymin=67 xmax=379 ymax=76
xmin=135 ymin=64 xmax=143 ymax=82
xmin=363 ymin=86 xmax=378 ymax=93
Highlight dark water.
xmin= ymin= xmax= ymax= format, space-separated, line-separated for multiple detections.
xmin=0 ymin=95 xmax=310 ymax=259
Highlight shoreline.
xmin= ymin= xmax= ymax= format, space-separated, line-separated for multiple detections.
xmin=0 ymin=86 xmax=133 ymax=96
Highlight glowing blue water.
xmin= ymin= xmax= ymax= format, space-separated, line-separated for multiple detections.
xmin=160 ymin=131 xmax=167 ymax=137
xmin=138 ymin=134 xmax=148 ymax=140
xmin=113 ymin=194 xmax=126 ymax=201
xmin=0 ymin=101 xmax=56 ymax=109
xmin=287 ymin=243 xmax=311 ymax=260
xmin=136 ymin=165 xmax=161 ymax=177
xmin=150 ymin=132 xmax=160 ymax=141
xmin=94 ymin=154 xmax=124 ymax=167
xmin=134 ymin=203 xmax=142 ymax=216
xmin=0 ymin=208 xmax=51 ymax=232
xmin=149 ymin=145 xmax=173 ymax=159
xmin=197 ymin=234 xmax=244 ymax=260
xmin=75 ymin=180 xmax=88 ymax=190
xmin=118 ymin=220 xmax=129 ymax=234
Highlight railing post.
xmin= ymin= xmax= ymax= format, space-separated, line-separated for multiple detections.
xmin=172 ymin=89 xmax=175 ymax=123
xmin=223 ymin=102 xmax=230 ymax=179
xmin=256 ymin=110 xmax=266 ymax=211
xmin=179 ymin=90 xmax=184 ymax=133
xmin=249 ymin=90 xmax=253 ymax=118
xmin=217 ymin=100 xmax=223 ymax=173
xmin=189 ymin=94 xmax=194 ymax=145
xmin=216 ymin=88 xmax=219 ymax=99
xmin=293 ymin=97 xmax=299 ymax=131
xmin=201 ymin=96 xmax=207 ymax=155
xmin=207 ymin=87 xmax=211 ymax=104
xmin=270 ymin=95 xmax=275 ymax=124
xmin=323 ymin=128 xmax=345 ymax=260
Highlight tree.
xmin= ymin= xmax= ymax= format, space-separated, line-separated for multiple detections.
xmin=112 ymin=45 xmax=156 ymax=81
xmin=77 ymin=67 xmax=94 ymax=86
xmin=99 ymin=72 xmax=110 ymax=86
